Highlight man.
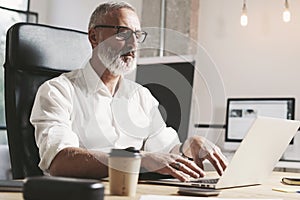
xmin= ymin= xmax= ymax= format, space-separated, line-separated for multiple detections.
xmin=30 ymin=1 xmax=227 ymax=182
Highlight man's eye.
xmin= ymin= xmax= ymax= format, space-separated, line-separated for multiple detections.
xmin=116 ymin=30 xmax=131 ymax=39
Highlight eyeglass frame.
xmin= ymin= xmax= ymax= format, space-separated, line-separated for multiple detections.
xmin=93 ymin=25 xmax=148 ymax=43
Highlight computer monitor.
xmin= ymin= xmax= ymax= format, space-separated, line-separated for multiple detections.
xmin=224 ymin=98 xmax=295 ymax=149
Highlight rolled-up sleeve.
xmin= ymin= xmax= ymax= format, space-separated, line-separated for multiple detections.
xmin=144 ymin=126 xmax=180 ymax=153
xmin=30 ymin=76 xmax=79 ymax=172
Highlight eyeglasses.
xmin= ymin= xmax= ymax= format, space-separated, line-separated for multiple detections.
xmin=94 ymin=25 xmax=148 ymax=43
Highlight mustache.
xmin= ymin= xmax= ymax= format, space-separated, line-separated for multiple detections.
xmin=119 ymin=47 xmax=136 ymax=57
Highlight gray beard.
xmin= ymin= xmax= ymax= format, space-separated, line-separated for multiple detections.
xmin=97 ymin=44 xmax=136 ymax=76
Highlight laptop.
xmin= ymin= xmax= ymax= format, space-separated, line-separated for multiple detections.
xmin=142 ymin=117 xmax=300 ymax=189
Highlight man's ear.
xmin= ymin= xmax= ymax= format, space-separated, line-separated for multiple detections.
xmin=88 ymin=29 xmax=99 ymax=48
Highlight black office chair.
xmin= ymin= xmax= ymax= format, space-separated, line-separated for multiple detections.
xmin=136 ymin=61 xmax=194 ymax=142
xmin=3 ymin=22 xmax=91 ymax=179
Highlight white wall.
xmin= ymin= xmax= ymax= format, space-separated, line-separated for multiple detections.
xmin=195 ymin=0 xmax=300 ymax=123
xmin=30 ymin=0 xmax=142 ymax=32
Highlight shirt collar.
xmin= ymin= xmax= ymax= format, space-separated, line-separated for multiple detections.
xmin=82 ymin=61 xmax=109 ymax=94
xmin=82 ymin=61 xmax=129 ymax=97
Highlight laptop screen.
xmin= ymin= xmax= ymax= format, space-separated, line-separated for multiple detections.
xmin=225 ymin=98 xmax=295 ymax=142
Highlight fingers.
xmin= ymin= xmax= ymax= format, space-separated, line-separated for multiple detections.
xmin=177 ymin=157 xmax=205 ymax=178
xmin=206 ymin=153 xmax=224 ymax=176
xmin=157 ymin=158 xmax=205 ymax=182
xmin=168 ymin=161 xmax=200 ymax=179
xmin=214 ymin=147 xmax=228 ymax=170
xmin=203 ymin=147 xmax=228 ymax=176
xmin=185 ymin=136 xmax=228 ymax=176
xmin=142 ymin=152 xmax=205 ymax=182
xmin=165 ymin=165 xmax=190 ymax=182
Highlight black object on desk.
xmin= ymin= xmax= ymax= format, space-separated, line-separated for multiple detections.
xmin=178 ymin=187 xmax=220 ymax=196
xmin=23 ymin=176 xmax=104 ymax=200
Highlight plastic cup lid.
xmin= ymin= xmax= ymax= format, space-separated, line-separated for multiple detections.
xmin=109 ymin=147 xmax=141 ymax=157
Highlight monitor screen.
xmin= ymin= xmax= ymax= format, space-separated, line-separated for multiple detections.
xmin=225 ymin=98 xmax=295 ymax=142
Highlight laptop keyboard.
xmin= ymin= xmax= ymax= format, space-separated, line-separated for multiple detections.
xmin=189 ymin=178 xmax=219 ymax=184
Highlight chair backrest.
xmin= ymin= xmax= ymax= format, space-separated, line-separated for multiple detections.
xmin=136 ymin=61 xmax=194 ymax=142
xmin=4 ymin=23 xmax=91 ymax=179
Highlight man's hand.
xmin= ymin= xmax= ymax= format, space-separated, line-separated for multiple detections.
xmin=140 ymin=152 xmax=205 ymax=182
xmin=181 ymin=135 xmax=228 ymax=176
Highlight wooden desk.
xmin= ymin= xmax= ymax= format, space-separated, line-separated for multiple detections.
xmin=0 ymin=172 xmax=300 ymax=200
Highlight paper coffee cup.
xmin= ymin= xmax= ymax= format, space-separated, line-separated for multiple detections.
xmin=108 ymin=148 xmax=141 ymax=196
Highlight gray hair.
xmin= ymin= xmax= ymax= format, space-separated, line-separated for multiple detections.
xmin=88 ymin=1 xmax=136 ymax=30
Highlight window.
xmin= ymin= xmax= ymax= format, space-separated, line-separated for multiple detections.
xmin=0 ymin=0 xmax=38 ymax=144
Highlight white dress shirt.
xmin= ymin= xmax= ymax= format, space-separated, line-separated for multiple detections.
xmin=30 ymin=62 xmax=180 ymax=172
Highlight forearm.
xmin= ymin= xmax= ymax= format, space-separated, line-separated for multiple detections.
xmin=49 ymin=147 xmax=108 ymax=179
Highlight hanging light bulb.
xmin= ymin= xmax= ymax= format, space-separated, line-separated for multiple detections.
xmin=240 ymin=0 xmax=248 ymax=27
xmin=283 ymin=0 xmax=291 ymax=22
